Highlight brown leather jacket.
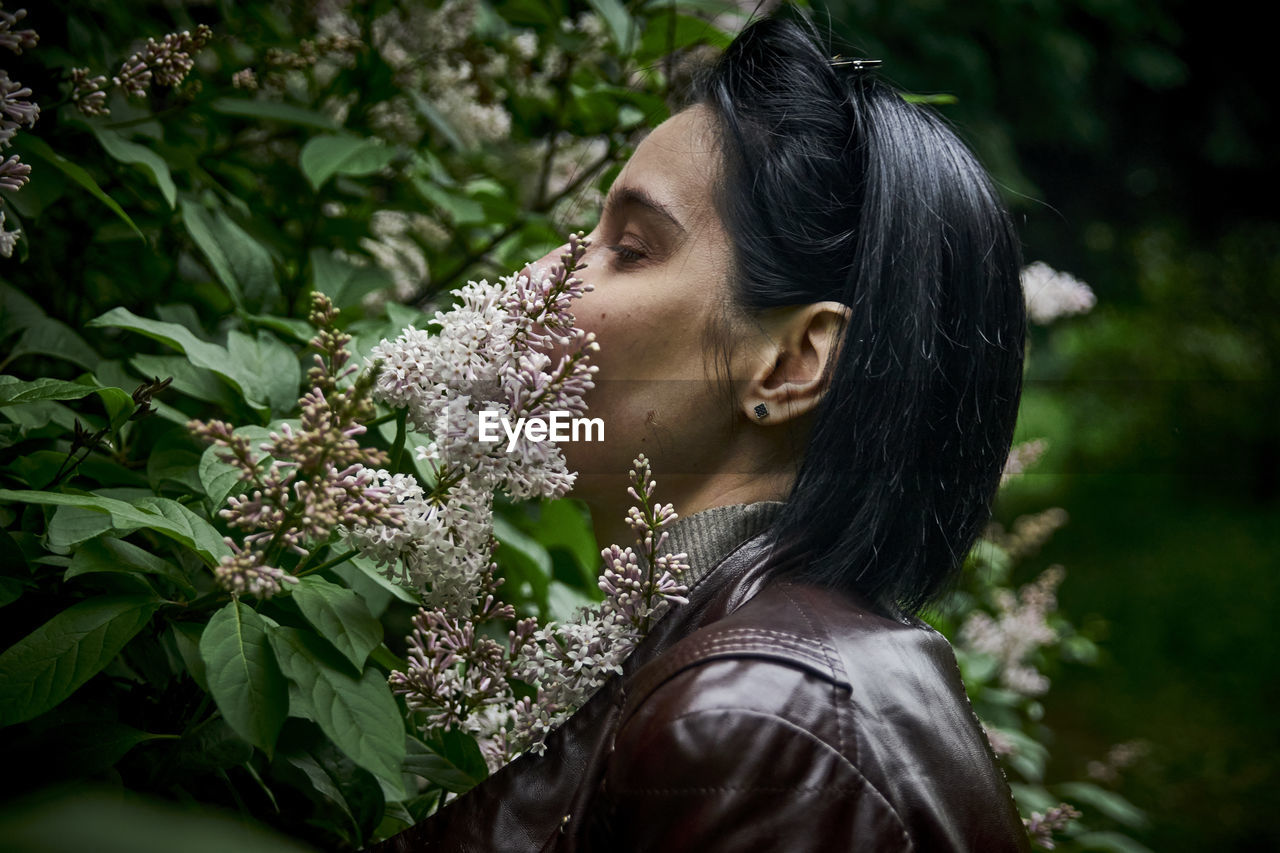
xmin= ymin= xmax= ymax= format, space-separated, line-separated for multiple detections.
xmin=375 ymin=529 xmax=1030 ymax=852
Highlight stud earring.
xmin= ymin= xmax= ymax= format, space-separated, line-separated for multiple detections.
xmin=754 ymin=403 xmax=768 ymax=420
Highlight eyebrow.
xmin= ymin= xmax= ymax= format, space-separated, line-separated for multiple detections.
xmin=603 ymin=185 xmax=686 ymax=235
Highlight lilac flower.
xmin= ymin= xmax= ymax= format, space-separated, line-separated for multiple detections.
xmin=0 ymin=6 xmax=37 ymax=54
xmin=0 ymin=10 xmax=36 ymax=254
xmin=0 ymin=69 xmax=38 ymax=148
xmin=388 ymin=572 xmax=523 ymax=734
xmin=1002 ymin=438 xmax=1048 ymax=484
xmin=115 ymin=25 xmax=212 ymax=97
xmin=959 ymin=566 xmax=1064 ymax=697
xmin=231 ymin=68 xmax=258 ymax=90
xmin=0 ymin=153 xmax=27 ymax=191
xmin=1024 ymin=803 xmax=1081 ymax=849
xmin=70 ymin=68 xmax=109 ymax=116
xmin=389 ymin=456 xmax=690 ymax=770
xmin=982 ymin=724 xmax=1018 ymax=759
xmin=350 ymin=234 xmax=598 ymax=598
xmin=988 ymin=508 xmax=1070 ymax=562
xmin=1086 ymin=739 xmax=1150 ymax=783
xmin=346 ymin=471 xmax=495 ymax=613
xmin=0 ymin=208 xmax=19 ymax=257
xmin=213 ymin=538 xmax=299 ymax=599
xmin=112 ymin=58 xmax=152 ymax=98
xmin=1022 ymin=261 xmax=1096 ymax=325
xmin=190 ymin=293 xmax=401 ymax=598
xmin=365 ymin=0 xmax=515 ymax=146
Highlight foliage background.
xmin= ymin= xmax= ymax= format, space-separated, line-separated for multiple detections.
xmin=815 ymin=0 xmax=1278 ymax=849
xmin=0 ymin=0 xmax=1274 ymax=850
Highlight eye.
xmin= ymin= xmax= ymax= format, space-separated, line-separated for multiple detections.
xmin=606 ymin=240 xmax=648 ymax=267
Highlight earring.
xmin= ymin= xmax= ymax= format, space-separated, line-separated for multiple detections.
xmin=754 ymin=403 xmax=768 ymax=420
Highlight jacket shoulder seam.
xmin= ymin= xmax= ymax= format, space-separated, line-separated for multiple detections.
xmin=776 ymin=583 xmax=850 ymax=756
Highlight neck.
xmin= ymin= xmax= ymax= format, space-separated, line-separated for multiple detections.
xmin=584 ymin=468 xmax=792 ymax=555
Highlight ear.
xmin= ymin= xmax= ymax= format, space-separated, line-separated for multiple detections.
xmin=741 ymin=301 xmax=850 ymax=425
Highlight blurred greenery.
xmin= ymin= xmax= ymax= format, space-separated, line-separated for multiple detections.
xmin=1 ymin=0 xmax=1272 ymax=849
xmin=818 ymin=0 xmax=1277 ymax=849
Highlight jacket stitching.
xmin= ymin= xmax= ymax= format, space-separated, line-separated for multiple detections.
xmin=622 ymin=629 xmax=848 ymax=719
xmin=777 ymin=584 xmax=849 ymax=758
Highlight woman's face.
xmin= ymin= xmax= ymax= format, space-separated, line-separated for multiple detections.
xmin=532 ymin=106 xmax=752 ymax=524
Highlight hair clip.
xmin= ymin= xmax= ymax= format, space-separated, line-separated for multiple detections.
xmin=829 ymin=55 xmax=882 ymax=72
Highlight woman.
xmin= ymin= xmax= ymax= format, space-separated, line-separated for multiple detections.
xmin=378 ymin=11 xmax=1029 ymax=852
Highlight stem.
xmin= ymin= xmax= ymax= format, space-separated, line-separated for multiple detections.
xmin=390 ymin=408 xmax=408 ymax=472
xmin=425 ymin=145 xmax=618 ymax=297
xmin=43 ymin=430 xmax=109 ymax=491
xmin=295 ymin=548 xmax=360 ymax=579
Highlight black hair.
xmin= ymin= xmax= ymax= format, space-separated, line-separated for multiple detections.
xmin=695 ymin=13 xmax=1026 ymax=618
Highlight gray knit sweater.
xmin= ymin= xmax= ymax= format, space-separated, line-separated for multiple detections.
xmin=659 ymin=501 xmax=785 ymax=593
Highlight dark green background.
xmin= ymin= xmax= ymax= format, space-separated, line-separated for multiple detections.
xmin=817 ymin=0 xmax=1278 ymax=848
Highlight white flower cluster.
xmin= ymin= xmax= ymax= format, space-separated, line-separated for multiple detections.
xmin=389 ymin=454 xmax=689 ymax=771
xmin=1021 ymin=261 xmax=1097 ymax=325
xmin=347 ymin=233 xmax=598 ymax=608
xmin=367 ymin=0 xmax=512 ymax=147
xmin=959 ymin=565 xmax=1064 ymax=697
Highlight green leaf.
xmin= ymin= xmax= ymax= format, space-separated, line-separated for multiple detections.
xmin=407 ymin=91 xmax=465 ymax=152
xmin=0 ymin=490 xmax=231 ymax=565
xmin=299 ymin=134 xmax=397 ymax=191
xmin=331 ymin=554 xmax=419 ymax=619
xmin=131 ymin=353 xmax=240 ymax=409
xmin=1055 ymin=782 xmax=1148 ymax=829
xmin=180 ymin=199 xmax=281 ymax=314
xmin=197 ymin=424 xmax=272 ymax=510
xmin=246 ymin=314 xmax=315 ymax=345
xmin=0 ymin=576 xmax=22 ymax=608
xmin=88 ymin=308 xmax=267 ymax=413
xmin=51 ymin=720 xmax=170 ymax=775
xmin=494 ymin=514 xmax=551 ymax=608
xmin=411 ymin=178 xmax=487 ymax=226
xmin=902 ymin=92 xmax=959 ymax=106
xmin=146 ymin=447 xmax=204 ymax=494
xmin=0 ymin=282 xmax=45 ymax=342
xmin=15 ymin=135 xmax=145 ymax=240
xmin=67 ymin=536 xmax=194 ymax=593
xmin=407 ymin=729 xmax=488 ymax=793
xmin=0 ymin=594 xmax=158 ymax=727
xmin=548 ymin=580 xmax=597 ymax=622
xmin=269 ymin=626 xmax=406 ymax=797
xmin=279 ymin=750 xmax=360 ymax=840
xmin=198 ymin=443 xmax=244 ymax=510
xmin=200 ymin=601 xmax=289 ymax=756
xmin=0 ymin=789 xmax=315 ymax=853
xmin=99 ymin=386 xmax=137 ymax=433
xmin=226 ymin=330 xmax=301 ymax=418
xmin=635 ymin=10 xmax=730 ymax=62
xmin=90 ymin=127 xmax=178 ymax=209
xmin=291 ymin=575 xmax=383 ymax=671
xmin=4 ymin=317 xmax=101 ymax=371
xmin=586 ymin=0 xmax=634 ymax=50
xmin=131 ymin=496 xmax=231 ymax=566
xmin=310 ymin=249 xmax=391 ymax=310
xmin=0 ymin=376 xmax=114 ymax=407
xmin=47 ymin=505 xmax=116 ymax=551
xmin=1071 ymin=831 xmax=1155 ymax=853
xmin=529 ymin=498 xmax=600 ymax=586
xmin=170 ymin=621 xmax=208 ymax=690
xmin=210 ymin=97 xmax=343 ymax=131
